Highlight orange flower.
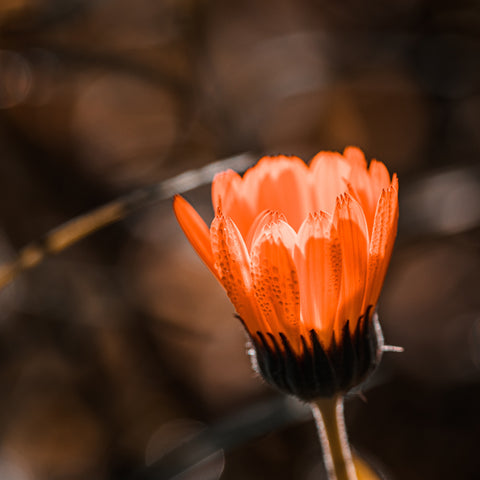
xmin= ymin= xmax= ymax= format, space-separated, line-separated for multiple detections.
xmin=174 ymin=147 xmax=398 ymax=398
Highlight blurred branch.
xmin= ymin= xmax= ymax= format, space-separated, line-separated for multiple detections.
xmin=0 ymin=153 xmax=254 ymax=290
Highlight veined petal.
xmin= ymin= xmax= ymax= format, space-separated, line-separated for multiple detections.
xmin=334 ymin=194 xmax=369 ymax=335
xmin=364 ymin=175 xmax=399 ymax=309
xmin=251 ymin=218 xmax=302 ymax=352
xmin=310 ymin=152 xmax=351 ymax=214
xmin=294 ymin=212 xmax=342 ymax=343
xmin=173 ymin=195 xmax=218 ymax=279
xmin=243 ymin=156 xmax=311 ymax=231
xmin=211 ymin=170 xmax=256 ymax=241
xmin=210 ymin=211 xmax=266 ymax=333
xmin=246 ymin=210 xmax=288 ymax=252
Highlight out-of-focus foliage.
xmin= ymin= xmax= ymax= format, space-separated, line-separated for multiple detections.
xmin=0 ymin=1 xmax=479 ymax=479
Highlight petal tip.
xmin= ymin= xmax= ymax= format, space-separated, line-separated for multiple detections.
xmin=172 ymin=194 xmax=190 ymax=219
xmin=343 ymin=146 xmax=367 ymax=164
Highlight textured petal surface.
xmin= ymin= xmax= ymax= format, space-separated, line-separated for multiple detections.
xmin=294 ymin=212 xmax=342 ymax=342
xmin=334 ymin=194 xmax=369 ymax=335
xmin=250 ymin=216 xmax=302 ymax=352
xmin=364 ymin=175 xmax=399 ymax=309
xmin=210 ymin=211 xmax=266 ymax=333
xmin=173 ymin=195 xmax=217 ymax=278
xmin=365 ymin=160 xmax=392 ymax=230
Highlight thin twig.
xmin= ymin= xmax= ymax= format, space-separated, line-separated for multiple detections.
xmin=0 ymin=153 xmax=254 ymax=290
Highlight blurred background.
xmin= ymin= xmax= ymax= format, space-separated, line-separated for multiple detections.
xmin=0 ymin=0 xmax=479 ymax=479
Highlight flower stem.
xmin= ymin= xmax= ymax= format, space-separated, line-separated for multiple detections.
xmin=311 ymin=396 xmax=358 ymax=480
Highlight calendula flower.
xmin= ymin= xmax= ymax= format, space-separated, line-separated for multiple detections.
xmin=173 ymin=147 xmax=398 ymax=400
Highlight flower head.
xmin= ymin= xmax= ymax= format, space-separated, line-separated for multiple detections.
xmin=174 ymin=147 xmax=398 ymax=399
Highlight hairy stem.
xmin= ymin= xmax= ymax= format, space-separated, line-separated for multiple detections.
xmin=311 ymin=396 xmax=358 ymax=480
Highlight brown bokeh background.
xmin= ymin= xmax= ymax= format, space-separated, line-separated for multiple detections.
xmin=0 ymin=1 xmax=479 ymax=479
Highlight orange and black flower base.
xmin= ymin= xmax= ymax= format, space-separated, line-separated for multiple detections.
xmin=246 ymin=307 xmax=382 ymax=400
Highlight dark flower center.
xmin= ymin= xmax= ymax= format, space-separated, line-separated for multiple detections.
xmin=245 ymin=306 xmax=381 ymax=400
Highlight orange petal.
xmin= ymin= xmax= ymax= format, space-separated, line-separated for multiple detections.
xmin=173 ymin=195 xmax=217 ymax=279
xmin=363 ymin=175 xmax=399 ymax=309
xmin=366 ymin=160 xmax=392 ymax=220
xmin=346 ymin=169 xmax=375 ymax=232
xmin=211 ymin=169 xmax=242 ymax=211
xmin=369 ymin=160 xmax=391 ymax=194
xmin=250 ymin=218 xmax=302 ymax=352
xmin=211 ymin=170 xmax=255 ymax=240
xmin=310 ymin=152 xmax=351 ymax=214
xmin=343 ymin=151 xmax=392 ymax=236
xmin=334 ymin=194 xmax=369 ymax=335
xmin=343 ymin=151 xmax=382 ymax=234
xmin=246 ymin=210 xmax=287 ymax=252
xmin=210 ymin=211 xmax=266 ymax=333
xmin=243 ymin=156 xmax=311 ymax=231
xmin=343 ymin=146 xmax=367 ymax=169
xmin=294 ymin=212 xmax=342 ymax=344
